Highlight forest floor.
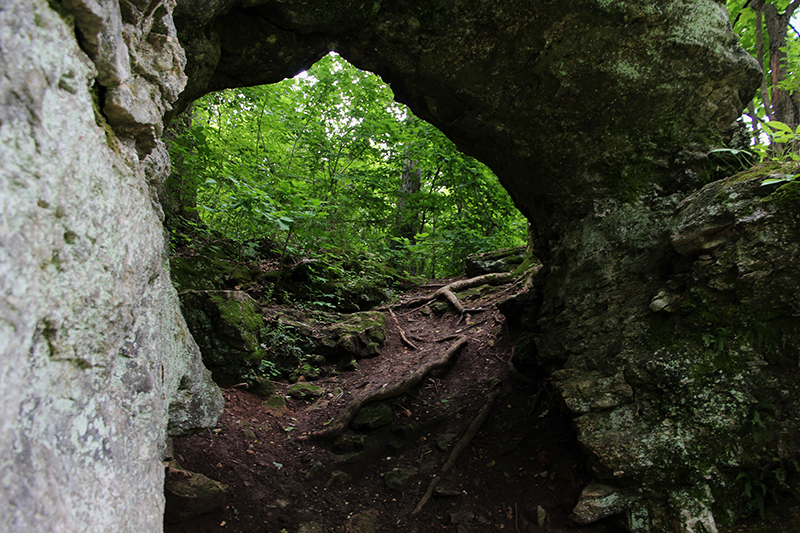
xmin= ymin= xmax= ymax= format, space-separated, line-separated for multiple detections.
xmin=166 ymin=277 xmax=625 ymax=533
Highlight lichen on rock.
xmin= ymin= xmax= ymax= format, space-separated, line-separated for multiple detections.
xmin=0 ymin=1 xmax=221 ymax=531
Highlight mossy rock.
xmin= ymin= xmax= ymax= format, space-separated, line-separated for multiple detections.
xmin=276 ymin=250 xmax=399 ymax=311
xmin=171 ymin=254 xmax=262 ymax=292
xmin=327 ymin=311 xmax=387 ymax=359
xmin=336 ymin=333 xmax=361 ymax=358
xmin=290 ymin=362 xmax=323 ymax=382
xmin=352 ymin=402 xmax=392 ymax=429
xmin=249 ymin=377 xmax=278 ymax=397
xmin=384 ymin=467 xmax=418 ymax=490
xmin=207 ymin=291 xmax=263 ymax=351
xmin=180 ymin=290 xmax=266 ymax=384
xmin=262 ymin=395 xmax=287 ymax=416
xmin=164 ymin=460 xmax=227 ymax=523
xmin=333 ymin=434 xmax=374 ymax=454
xmin=287 ymin=382 xmax=325 ymax=399
xmin=465 ymin=246 xmax=526 ymax=277
xmin=454 ymin=284 xmax=499 ymax=302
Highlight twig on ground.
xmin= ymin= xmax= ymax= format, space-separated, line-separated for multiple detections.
xmin=389 ymin=308 xmax=419 ymax=350
xmin=412 ymin=389 xmax=499 ymax=514
xmin=433 ymin=315 xmax=492 ymax=343
xmin=507 ymin=346 xmax=538 ymax=386
xmin=302 ymin=336 xmax=468 ymax=441
xmin=396 ymin=306 xmax=422 ymax=317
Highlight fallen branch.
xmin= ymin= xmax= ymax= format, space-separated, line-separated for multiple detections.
xmin=389 ymin=308 xmax=418 ymax=350
xmin=412 ymin=389 xmax=499 ymax=514
xmin=303 ymin=336 xmax=468 ymax=440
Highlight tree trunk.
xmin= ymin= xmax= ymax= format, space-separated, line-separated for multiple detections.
xmin=753 ymin=0 xmax=800 ymax=130
xmin=395 ymin=158 xmax=422 ymax=242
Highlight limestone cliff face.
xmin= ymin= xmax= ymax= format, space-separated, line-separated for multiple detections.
xmin=0 ymin=1 xmax=222 ymax=532
xmin=170 ymin=2 xmax=800 ymax=532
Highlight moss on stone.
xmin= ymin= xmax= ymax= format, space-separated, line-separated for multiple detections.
xmin=208 ymin=292 xmax=263 ymax=353
xmin=249 ymin=377 xmax=278 ymax=397
xmin=352 ymin=402 xmax=392 ymax=429
xmin=287 ymin=382 xmax=325 ymax=399
xmin=724 ymin=161 xmax=786 ymax=184
xmin=89 ymin=85 xmax=119 ymax=155
xmin=262 ymin=395 xmax=287 ymax=416
xmin=170 ymin=255 xmax=261 ymax=292
xmin=767 ymin=180 xmax=800 ymax=210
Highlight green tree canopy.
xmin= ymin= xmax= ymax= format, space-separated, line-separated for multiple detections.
xmin=167 ymin=53 xmax=526 ymax=278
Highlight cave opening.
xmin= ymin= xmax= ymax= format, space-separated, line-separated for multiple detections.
xmin=162 ymin=52 xmax=602 ymax=533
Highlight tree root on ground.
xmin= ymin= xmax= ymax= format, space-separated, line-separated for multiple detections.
xmin=302 ymin=336 xmax=468 ymax=441
xmin=398 ymin=272 xmax=516 ymax=316
xmin=434 ymin=314 xmax=492 ymax=342
xmin=412 ymin=388 xmax=499 ymax=514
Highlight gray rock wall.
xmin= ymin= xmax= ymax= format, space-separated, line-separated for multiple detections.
xmin=0 ymin=1 xmax=222 ymax=531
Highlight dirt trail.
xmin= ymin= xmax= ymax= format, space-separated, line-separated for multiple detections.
xmin=166 ymin=278 xmax=624 ymax=533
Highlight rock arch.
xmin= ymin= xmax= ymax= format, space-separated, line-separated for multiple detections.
xmin=4 ymin=1 xmax=799 ymax=532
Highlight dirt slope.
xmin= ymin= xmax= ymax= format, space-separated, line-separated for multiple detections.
xmin=166 ymin=279 xmax=624 ymax=533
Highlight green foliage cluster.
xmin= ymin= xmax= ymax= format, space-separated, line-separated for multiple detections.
xmin=167 ymin=53 xmax=526 ymax=278
xmin=257 ymin=320 xmax=321 ymax=381
xmin=713 ymin=3 xmax=800 ymax=199
xmin=727 ymin=1 xmax=800 ymax=153
xmin=737 ymin=429 xmax=800 ymax=518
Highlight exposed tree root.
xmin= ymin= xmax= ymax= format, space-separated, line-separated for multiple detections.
xmin=303 ymin=336 xmax=468 ymax=441
xmin=398 ymin=272 xmax=516 ymax=315
xmin=435 ymin=314 xmax=492 ymax=342
xmin=412 ymin=388 xmax=499 ymax=514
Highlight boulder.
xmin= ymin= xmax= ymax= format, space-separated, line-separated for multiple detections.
xmin=465 ymin=246 xmax=526 ymax=277
xmin=384 ymin=467 xmax=418 ymax=490
xmin=180 ymin=290 xmax=265 ymax=383
xmin=164 ymin=460 xmax=228 ymax=523
xmin=352 ymin=402 xmax=393 ymax=430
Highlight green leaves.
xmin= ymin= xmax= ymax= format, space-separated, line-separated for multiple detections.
xmin=169 ymin=53 xmax=525 ymax=276
xmin=276 ymin=216 xmax=294 ymax=231
xmin=760 ymin=174 xmax=797 ymax=186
